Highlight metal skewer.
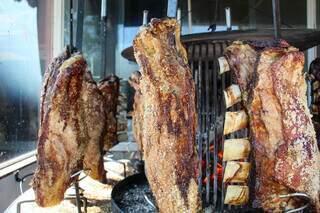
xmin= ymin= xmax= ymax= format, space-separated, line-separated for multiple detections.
xmin=16 ymin=170 xmax=87 ymax=213
xmin=279 ymin=193 xmax=310 ymax=213
xmin=143 ymin=10 xmax=148 ymax=26
xmin=272 ymin=0 xmax=281 ymax=39
xmin=225 ymin=7 xmax=232 ymax=31
xmin=143 ymin=193 xmax=156 ymax=209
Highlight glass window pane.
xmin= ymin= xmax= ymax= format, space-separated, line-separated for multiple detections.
xmin=0 ymin=0 xmax=52 ymax=163
xmin=177 ymin=0 xmax=307 ymax=33
xmin=64 ymin=0 xmax=104 ymax=81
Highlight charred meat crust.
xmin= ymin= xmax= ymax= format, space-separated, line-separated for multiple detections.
xmin=224 ymin=41 xmax=320 ymax=212
xmin=132 ymin=18 xmax=201 ymax=212
xmin=33 ymin=53 xmax=106 ymax=207
xmin=98 ymin=74 xmax=120 ymax=150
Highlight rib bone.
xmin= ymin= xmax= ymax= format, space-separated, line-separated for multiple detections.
xmin=218 ymin=56 xmax=230 ymax=74
xmin=223 ymin=161 xmax=250 ymax=183
xmin=224 ymin=84 xmax=241 ymax=108
xmin=223 ymin=138 xmax=250 ymax=161
xmin=223 ymin=110 xmax=248 ymax=135
xmin=224 ymin=185 xmax=249 ymax=205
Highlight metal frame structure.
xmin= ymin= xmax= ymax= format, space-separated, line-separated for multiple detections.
xmin=15 ymin=170 xmax=88 ymax=213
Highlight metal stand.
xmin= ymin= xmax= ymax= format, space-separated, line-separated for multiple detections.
xmin=15 ymin=170 xmax=87 ymax=213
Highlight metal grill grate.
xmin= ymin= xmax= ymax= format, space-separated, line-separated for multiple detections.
xmin=185 ymin=40 xmax=239 ymax=211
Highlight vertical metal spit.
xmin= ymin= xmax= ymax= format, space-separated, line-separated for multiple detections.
xmin=167 ymin=0 xmax=178 ymax=18
xmin=75 ymin=0 xmax=85 ymax=51
xmin=143 ymin=10 xmax=149 ymax=26
xmin=219 ymin=42 xmax=227 ymax=211
xmin=69 ymin=0 xmax=74 ymax=48
xmin=212 ymin=42 xmax=218 ymax=209
xmin=100 ymin=0 xmax=110 ymax=76
xmin=225 ymin=7 xmax=232 ymax=31
xmin=272 ymin=0 xmax=281 ymax=39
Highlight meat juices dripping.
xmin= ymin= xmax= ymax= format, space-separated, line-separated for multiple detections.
xmin=33 ymin=49 xmax=106 ymax=207
xmin=132 ymin=19 xmax=201 ymax=212
xmin=224 ymin=41 xmax=320 ymax=212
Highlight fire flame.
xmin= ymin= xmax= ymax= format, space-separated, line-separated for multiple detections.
xmin=201 ymin=150 xmax=223 ymax=184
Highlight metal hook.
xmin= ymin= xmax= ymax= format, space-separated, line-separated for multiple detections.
xmin=279 ymin=193 xmax=310 ymax=213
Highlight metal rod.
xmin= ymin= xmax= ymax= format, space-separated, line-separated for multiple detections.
xmin=272 ymin=0 xmax=281 ymax=39
xmin=225 ymin=7 xmax=232 ymax=31
xmin=101 ymin=0 xmax=108 ymax=77
xmin=197 ymin=45 xmax=203 ymax=195
xmin=70 ymin=0 xmax=73 ymax=48
xmin=76 ymin=0 xmax=84 ymax=51
xmin=212 ymin=43 xmax=218 ymax=208
xmin=205 ymin=43 xmax=211 ymax=204
xmin=101 ymin=0 xmax=107 ymax=20
xmin=220 ymin=42 xmax=226 ymax=211
xmin=144 ymin=194 xmax=156 ymax=209
xmin=188 ymin=0 xmax=192 ymax=33
xmin=143 ymin=10 xmax=149 ymax=25
xmin=279 ymin=193 xmax=310 ymax=199
xmin=167 ymin=0 xmax=178 ymax=18
xmin=74 ymin=181 xmax=82 ymax=213
xmin=177 ymin=8 xmax=181 ymax=25
xmin=70 ymin=170 xmax=82 ymax=178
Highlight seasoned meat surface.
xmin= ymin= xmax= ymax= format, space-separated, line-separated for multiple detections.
xmin=133 ymin=19 xmax=201 ymax=212
xmin=98 ymin=74 xmax=120 ymax=150
xmin=129 ymin=71 xmax=143 ymax=152
xmin=33 ymin=50 xmax=106 ymax=207
xmin=225 ymin=41 xmax=320 ymax=212
xmin=82 ymin=71 xmax=107 ymax=182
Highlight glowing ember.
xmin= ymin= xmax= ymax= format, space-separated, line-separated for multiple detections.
xmin=201 ymin=151 xmax=223 ymax=184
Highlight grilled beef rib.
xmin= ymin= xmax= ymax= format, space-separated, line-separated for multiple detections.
xmin=224 ymin=41 xmax=320 ymax=212
xmin=132 ymin=19 xmax=201 ymax=212
xmin=33 ymin=50 xmax=106 ymax=207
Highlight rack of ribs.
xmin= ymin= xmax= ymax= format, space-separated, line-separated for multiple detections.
xmin=222 ymin=40 xmax=320 ymax=212
xmin=129 ymin=71 xmax=144 ymax=153
xmin=33 ymin=48 xmax=106 ymax=207
xmin=132 ymin=18 xmax=201 ymax=212
xmin=98 ymin=74 xmax=120 ymax=150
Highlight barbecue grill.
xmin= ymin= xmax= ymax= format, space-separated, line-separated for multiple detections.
xmin=116 ymin=17 xmax=320 ymax=213
xmin=117 ymin=38 xmax=313 ymax=212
